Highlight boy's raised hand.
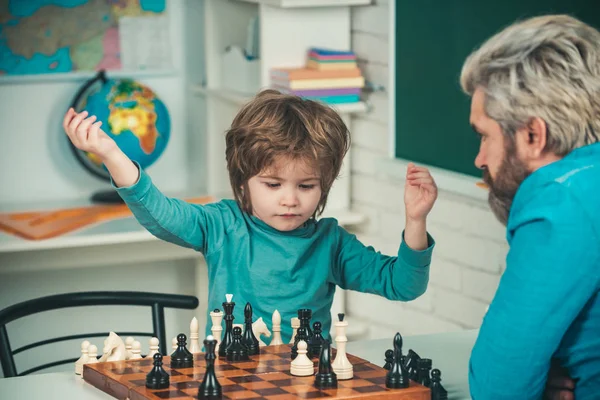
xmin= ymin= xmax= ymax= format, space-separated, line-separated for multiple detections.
xmin=404 ymin=163 xmax=438 ymax=222
xmin=63 ymin=108 xmax=118 ymax=161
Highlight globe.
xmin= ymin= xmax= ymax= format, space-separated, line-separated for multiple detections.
xmin=70 ymin=71 xmax=171 ymax=187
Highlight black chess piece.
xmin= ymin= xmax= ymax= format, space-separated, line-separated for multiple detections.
xmin=314 ymin=340 xmax=337 ymax=389
xmin=226 ymin=326 xmax=250 ymax=362
xmin=218 ymin=298 xmax=235 ymax=357
xmin=404 ymin=349 xmax=422 ymax=381
xmin=198 ymin=336 xmax=222 ymax=399
xmin=430 ymin=369 xmax=448 ymax=400
xmin=170 ymin=333 xmax=194 ymax=369
xmin=307 ymin=321 xmax=325 ymax=359
xmin=242 ymin=302 xmax=259 ymax=355
xmin=383 ymin=349 xmax=394 ymax=370
xmin=297 ymin=308 xmax=313 ymax=339
xmin=145 ymin=353 xmax=170 ymax=389
xmin=291 ymin=326 xmax=309 ymax=360
xmin=416 ymin=358 xmax=432 ymax=387
xmin=385 ymin=332 xmax=409 ymax=389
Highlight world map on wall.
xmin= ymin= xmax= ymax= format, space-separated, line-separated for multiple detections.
xmin=0 ymin=0 xmax=166 ymax=76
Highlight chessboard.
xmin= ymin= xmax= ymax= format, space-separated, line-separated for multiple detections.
xmin=83 ymin=344 xmax=431 ymax=400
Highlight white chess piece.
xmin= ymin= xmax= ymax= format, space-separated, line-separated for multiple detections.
xmin=99 ymin=332 xmax=127 ymax=362
xmin=252 ymin=317 xmax=271 ymax=346
xmin=130 ymin=340 xmax=143 ymax=359
xmin=147 ymin=337 xmax=160 ymax=358
xmin=210 ymin=309 xmax=224 ymax=354
xmin=331 ymin=314 xmax=353 ymax=379
xmin=289 ymin=317 xmax=300 ymax=345
xmin=172 ymin=337 xmax=178 ymax=351
xmin=86 ymin=344 xmax=99 ymax=365
xmin=75 ymin=340 xmax=90 ymax=375
xmin=125 ymin=336 xmax=135 ymax=360
xmin=189 ymin=317 xmax=201 ymax=354
xmin=290 ymin=340 xmax=314 ymax=376
xmin=270 ymin=310 xmax=283 ymax=345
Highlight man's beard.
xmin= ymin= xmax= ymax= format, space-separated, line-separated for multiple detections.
xmin=483 ymin=140 xmax=530 ymax=226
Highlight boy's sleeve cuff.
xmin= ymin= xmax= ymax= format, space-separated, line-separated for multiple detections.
xmin=399 ymin=231 xmax=435 ymax=268
xmin=110 ymin=161 xmax=152 ymax=203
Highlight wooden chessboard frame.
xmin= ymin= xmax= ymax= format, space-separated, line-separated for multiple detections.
xmin=83 ymin=344 xmax=430 ymax=399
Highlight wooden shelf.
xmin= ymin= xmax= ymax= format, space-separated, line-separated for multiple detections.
xmin=191 ymin=85 xmax=368 ymax=114
xmin=235 ymin=0 xmax=372 ymax=8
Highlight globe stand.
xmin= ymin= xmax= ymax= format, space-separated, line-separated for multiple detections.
xmin=91 ymin=190 xmax=124 ymax=204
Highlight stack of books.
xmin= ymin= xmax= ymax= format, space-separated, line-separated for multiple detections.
xmin=270 ymin=47 xmax=364 ymax=105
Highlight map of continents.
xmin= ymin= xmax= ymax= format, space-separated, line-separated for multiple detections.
xmin=0 ymin=0 xmax=165 ymax=76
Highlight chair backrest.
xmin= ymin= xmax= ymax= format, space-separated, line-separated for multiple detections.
xmin=0 ymin=291 xmax=199 ymax=377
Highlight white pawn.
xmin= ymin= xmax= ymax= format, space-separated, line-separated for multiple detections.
xmin=270 ymin=310 xmax=283 ymax=345
xmin=125 ymin=336 xmax=135 ymax=360
xmin=147 ymin=337 xmax=160 ymax=358
xmin=189 ymin=317 xmax=201 ymax=354
xmin=210 ymin=309 xmax=224 ymax=354
xmin=172 ymin=337 xmax=178 ymax=351
xmin=86 ymin=345 xmax=99 ymax=365
xmin=130 ymin=340 xmax=142 ymax=359
xmin=290 ymin=340 xmax=314 ymax=376
xmin=289 ymin=317 xmax=300 ymax=345
xmin=75 ymin=340 xmax=90 ymax=375
xmin=331 ymin=313 xmax=353 ymax=380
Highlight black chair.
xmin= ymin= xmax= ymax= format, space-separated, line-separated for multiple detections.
xmin=0 ymin=291 xmax=199 ymax=377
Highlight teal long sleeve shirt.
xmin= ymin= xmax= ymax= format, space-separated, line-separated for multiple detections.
xmin=115 ymin=168 xmax=434 ymax=341
xmin=469 ymin=143 xmax=600 ymax=399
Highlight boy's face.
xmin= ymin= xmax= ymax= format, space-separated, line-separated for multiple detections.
xmin=246 ymin=157 xmax=322 ymax=231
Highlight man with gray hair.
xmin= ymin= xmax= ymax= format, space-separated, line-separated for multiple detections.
xmin=460 ymin=15 xmax=600 ymax=399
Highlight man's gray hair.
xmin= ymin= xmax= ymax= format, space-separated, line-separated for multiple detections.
xmin=461 ymin=15 xmax=600 ymax=155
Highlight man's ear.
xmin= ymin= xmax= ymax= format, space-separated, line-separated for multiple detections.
xmin=517 ymin=117 xmax=547 ymax=159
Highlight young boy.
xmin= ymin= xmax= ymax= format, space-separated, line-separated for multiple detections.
xmin=63 ymin=89 xmax=438 ymax=341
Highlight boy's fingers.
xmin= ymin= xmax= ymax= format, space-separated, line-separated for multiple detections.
xmin=68 ymin=110 xmax=88 ymax=134
xmin=76 ymin=115 xmax=97 ymax=142
xmin=407 ymin=172 xmax=432 ymax=180
xmin=88 ymin=121 xmax=102 ymax=149
xmin=62 ymin=108 xmax=75 ymax=132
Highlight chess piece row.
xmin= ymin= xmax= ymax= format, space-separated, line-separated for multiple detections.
xmin=382 ymin=333 xmax=448 ymax=400
xmin=75 ymin=332 xmax=160 ymax=376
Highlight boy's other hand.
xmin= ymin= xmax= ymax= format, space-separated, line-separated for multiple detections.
xmin=404 ymin=163 xmax=438 ymax=223
xmin=63 ymin=108 xmax=119 ymax=162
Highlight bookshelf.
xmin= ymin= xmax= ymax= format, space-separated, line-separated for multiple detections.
xmin=192 ymin=0 xmax=370 ymax=221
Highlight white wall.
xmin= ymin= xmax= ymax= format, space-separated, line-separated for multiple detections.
xmin=346 ymin=0 xmax=509 ymax=339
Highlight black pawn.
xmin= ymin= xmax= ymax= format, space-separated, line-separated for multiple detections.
xmin=383 ymin=349 xmax=394 ymax=370
xmin=226 ymin=326 xmax=249 ymax=362
xmin=431 ymin=369 xmax=448 ymax=400
xmin=145 ymin=353 xmax=170 ymax=389
xmin=385 ymin=332 xmax=409 ymax=389
xmin=170 ymin=333 xmax=193 ymax=369
xmin=416 ymin=358 xmax=432 ymax=387
xmin=291 ymin=326 xmax=309 ymax=360
xmin=308 ymin=321 xmax=325 ymax=359
xmin=219 ymin=299 xmax=235 ymax=357
xmin=242 ymin=302 xmax=259 ymax=355
xmin=198 ymin=336 xmax=222 ymax=399
xmin=314 ymin=340 xmax=337 ymax=389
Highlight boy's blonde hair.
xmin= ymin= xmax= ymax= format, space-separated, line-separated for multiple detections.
xmin=225 ymin=89 xmax=350 ymax=217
